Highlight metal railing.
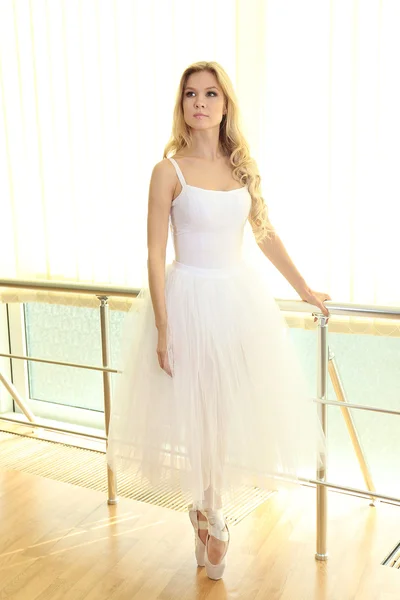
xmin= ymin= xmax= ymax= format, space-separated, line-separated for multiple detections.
xmin=0 ymin=276 xmax=399 ymax=561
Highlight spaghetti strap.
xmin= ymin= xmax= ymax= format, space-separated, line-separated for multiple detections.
xmin=168 ymin=157 xmax=187 ymax=188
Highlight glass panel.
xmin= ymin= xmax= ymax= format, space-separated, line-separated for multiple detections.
xmin=24 ymin=303 xmax=126 ymax=411
xmin=290 ymin=328 xmax=400 ymax=498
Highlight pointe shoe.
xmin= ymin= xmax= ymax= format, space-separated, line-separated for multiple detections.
xmin=204 ymin=509 xmax=230 ymax=580
xmin=188 ymin=503 xmax=209 ymax=567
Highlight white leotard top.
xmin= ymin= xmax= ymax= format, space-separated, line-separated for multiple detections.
xmin=168 ymin=157 xmax=251 ymax=269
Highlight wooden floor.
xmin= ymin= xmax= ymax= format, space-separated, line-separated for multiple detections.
xmin=0 ymin=468 xmax=399 ymax=600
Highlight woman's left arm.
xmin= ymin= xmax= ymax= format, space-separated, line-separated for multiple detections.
xmin=256 ymin=231 xmax=331 ymax=319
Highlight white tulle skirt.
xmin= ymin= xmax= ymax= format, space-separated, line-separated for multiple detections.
xmin=106 ymin=258 xmax=327 ymax=510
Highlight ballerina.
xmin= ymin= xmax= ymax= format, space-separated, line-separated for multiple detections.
xmin=107 ymin=60 xmax=330 ymax=580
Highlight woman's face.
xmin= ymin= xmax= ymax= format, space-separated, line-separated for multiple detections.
xmin=182 ymin=70 xmax=226 ymax=130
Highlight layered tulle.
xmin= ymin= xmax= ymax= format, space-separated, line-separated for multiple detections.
xmin=106 ymin=258 xmax=327 ymax=510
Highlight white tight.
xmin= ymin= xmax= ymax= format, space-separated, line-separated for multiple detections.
xmin=203 ymin=482 xmax=223 ymax=510
xmin=191 ymin=482 xmax=222 ymax=509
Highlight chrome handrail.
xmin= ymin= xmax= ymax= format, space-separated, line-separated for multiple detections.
xmin=1 ymin=276 xmax=400 ymax=319
xmin=0 ymin=352 xmax=118 ymax=373
xmin=0 ymin=278 xmax=139 ymax=297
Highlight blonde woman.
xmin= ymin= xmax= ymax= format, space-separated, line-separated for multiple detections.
xmin=107 ymin=61 xmax=330 ymax=581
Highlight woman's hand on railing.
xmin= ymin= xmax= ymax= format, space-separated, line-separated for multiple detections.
xmin=297 ymin=286 xmax=332 ymax=321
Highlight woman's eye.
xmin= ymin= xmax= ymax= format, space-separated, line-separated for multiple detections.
xmin=185 ymin=91 xmax=217 ymax=97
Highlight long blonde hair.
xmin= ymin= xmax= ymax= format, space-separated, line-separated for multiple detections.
xmin=163 ymin=61 xmax=276 ymax=244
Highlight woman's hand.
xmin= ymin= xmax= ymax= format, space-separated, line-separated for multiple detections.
xmin=156 ymin=327 xmax=173 ymax=377
xmin=297 ymin=286 xmax=332 ymax=322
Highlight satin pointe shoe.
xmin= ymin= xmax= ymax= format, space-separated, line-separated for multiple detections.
xmin=188 ymin=503 xmax=209 ymax=567
xmin=203 ymin=509 xmax=230 ymax=580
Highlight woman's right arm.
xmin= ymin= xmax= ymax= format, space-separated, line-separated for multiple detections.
xmin=147 ymin=159 xmax=176 ymax=375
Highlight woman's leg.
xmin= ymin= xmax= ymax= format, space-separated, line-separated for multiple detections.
xmin=203 ymin=481 xmax=223 ymax=510
xmin=202 ymin=483 xmax=229 ymax=565
xmin=195 ymin=482 xmax=223 ymax=545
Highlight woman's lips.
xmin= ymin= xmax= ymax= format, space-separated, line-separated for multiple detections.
xmin=194 ymin=115 xmax=208 ymax=119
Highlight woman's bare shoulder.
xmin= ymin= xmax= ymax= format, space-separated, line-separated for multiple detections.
xmin=150 ymin=158 xmax=178 ymax=189
xmin=152 ymin=157 xmax=175 ymax=173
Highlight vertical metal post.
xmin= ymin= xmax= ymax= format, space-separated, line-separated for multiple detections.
xmin=315 ymin=313 xmax=329 ymax=560
xmin=98 ymin=295 xmax=118 ymax=504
